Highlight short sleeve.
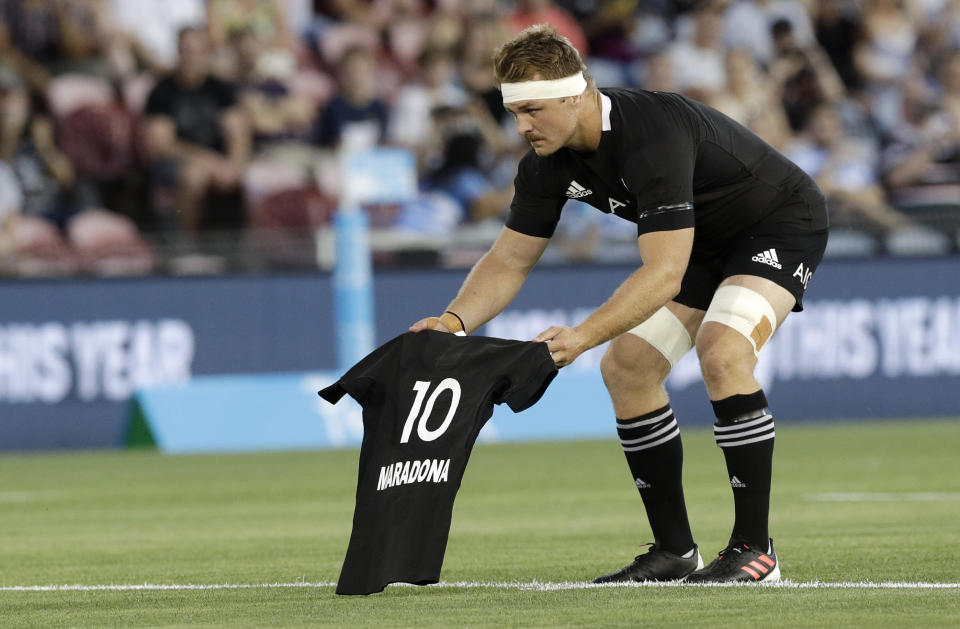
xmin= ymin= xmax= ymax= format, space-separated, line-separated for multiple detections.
xmin=214 ymin=78 xmax=238 ymax=109
xmin=319 ymin=376 xmax=380 ymax=405
xmin=622 ymin=135 xmax=696 ymax=235
xmin=496 ymin=342 xmax=558 ymax=412
xmin=505 ymin=152 xmax=564 ymax=238
xmin=317 ymin=334 xmax=405 ymax=406
xmin=143 ymin=78 xmax=173 ymax=117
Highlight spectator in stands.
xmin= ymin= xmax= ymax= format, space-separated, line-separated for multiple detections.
xmin=710 ymin=48 xmax=774 ymax=126
xmin=925 ymin=0 xmax=960 ymax=54
xmin=668 ymin=0 xmax=727 ymax=102
xmin=419 ymin=104 xmax=513 ymax=224
xmin=723 ymin=0 xmax=817 ymax=66
xmin=143 ymin=26 xmax=252 ymax=234
xmin=0 ymin=0 xmax=115 ymax=82
xmin=786 ymin=102 xmax=912 ymax=234
xmin=381 ymin=0 xmax=441 ymax=79
xmin=508 ymin=0 xmax=588 ymax=56
xmin=107 ymin=0 xmax=206 ymax=73
xmin=944 ymin=51 xmax=960 ymax=142
xmin=386 ymin=106 xmax=513 ymax=238
xmin=641 ymin=49 xmax=678 ymax=93
xmin=1 ymin=71 xmax=84 ymax=232
xmin=854 ymin=0 xmax=918 ymax=134
xmin=207 ymin=0 xmax=298 ymax=81
xmin=0 ymin=67 xmax=151 ymax=275
xmin=230 ymin=27 xmax=315 ymax=148
xmin=880 ymin=53 xmax=960 ymax=207
xmin=706 ymin=47 xmax=793 ymax=152
xmin=811 ymin=0 xmax=864 ymax=92
xmin=457 ymin=12 xmax=513 ymax=127
xmin=208 ymin=0 xmax=293 ymax=52
xmin=769 ymin=17 xmax=846 ymax=131
xmin=388 ymin=46 xmax=468 ymax=159
xmin=313 ymin=44 xmax=387 ymax=149
xmin=574 ymin=0 xmax=643 ymax=88
xmin=418 ymin=0 xmax=468 ymax=59
xmin=309 ymin=0 xmax=386 ymax=30
xmin=0 ymin=160 xmax=19 ymax=270
xmin=228 ymin=25 xmax=325 ymax=226
xmin=0 ymin=13 xmax=50 ymax=95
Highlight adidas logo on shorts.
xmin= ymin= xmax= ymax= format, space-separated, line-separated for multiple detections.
xmin=565 ymin=180 xmax=592 ymax=199
xmin=751 ymin=248 xmax=782 ymax=270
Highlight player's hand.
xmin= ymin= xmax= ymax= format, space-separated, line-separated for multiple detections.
xmin=409 ymin=317 xmax=452 ymax=333
xmin=534 ymin=325 xmax=590 ymax=368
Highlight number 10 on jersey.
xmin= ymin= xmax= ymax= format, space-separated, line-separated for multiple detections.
xmin=400 ymin=379 xmax=462 ymax=443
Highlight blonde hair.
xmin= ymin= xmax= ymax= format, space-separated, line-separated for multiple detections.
xmin=493 ymin=24 xmax=587 ymax=84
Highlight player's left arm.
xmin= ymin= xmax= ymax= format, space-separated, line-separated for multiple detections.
xmin=535 ymin=227 xmax=693 ymax=367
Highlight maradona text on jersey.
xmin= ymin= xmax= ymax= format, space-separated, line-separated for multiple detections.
xmin=377 ymin=458 xmax=451 ymax=491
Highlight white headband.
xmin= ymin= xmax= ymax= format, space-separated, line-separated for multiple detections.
xmin=500 ymin=71 xmax=587 ymax=104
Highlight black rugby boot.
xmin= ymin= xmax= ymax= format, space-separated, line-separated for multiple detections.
xmin=684 ymin=538 xmax=780 ymax=583
xmin=592 ymin=544 xmax=703 ymax=583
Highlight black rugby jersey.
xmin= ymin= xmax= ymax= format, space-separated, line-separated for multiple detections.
xmin=319 ymin=330 xmax=557 ymax=595
xmin=507 ymin=88 xmax=827 ymax=248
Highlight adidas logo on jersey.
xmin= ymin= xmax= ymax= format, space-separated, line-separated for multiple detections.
xmin=565 ymin=180 xmax=592 ymax=199
xmin=635 ymin=477 xmax=651 ymax=489
xmin=751 ymin=249 xmax=782 ymax=269
xmin=730 ymin=475 xmax=747 ymax=488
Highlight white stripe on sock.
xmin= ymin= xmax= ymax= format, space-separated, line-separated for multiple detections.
xmin=620 ymin=419 xmax=678 ymax=446
xmin=622 ymin=427 xmax=681 ymax=451
xmin=617 ymin=408 xmax=674 ymax=429
xmin=717 ymin=431 xmax=776 ymax=448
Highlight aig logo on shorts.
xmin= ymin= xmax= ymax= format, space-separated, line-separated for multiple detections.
xmin=793 ymin=263 xmax=813 ymax=289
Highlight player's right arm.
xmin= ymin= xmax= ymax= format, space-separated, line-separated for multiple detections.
xmin=409 ymin=226 xmax=549 ymax=334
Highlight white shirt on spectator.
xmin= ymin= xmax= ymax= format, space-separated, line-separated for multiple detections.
xmin=723 ymin=0 xmax=815 ymax=65
xmin=109 ymin=0 xmax=206 ymax=68
xmin=0 ymin=162 xmax=23 ymax=224
xmin=668 ymin=40 xmax=726 ymax=95
xmin=388 ymin=84 xmax=468 ymax=149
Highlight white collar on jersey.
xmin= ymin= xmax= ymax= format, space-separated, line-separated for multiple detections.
xmin=600 ymin=93 xmax=611 ymax=131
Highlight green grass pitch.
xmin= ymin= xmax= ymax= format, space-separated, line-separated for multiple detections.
xmin=1 ymin=419 xmax=958 ymax=628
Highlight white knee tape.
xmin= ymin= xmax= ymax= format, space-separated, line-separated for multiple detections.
xmin=627 ymin=307 xmax=694 ymax=367
xmin=701 ymin=285 xmax=778 ymax=356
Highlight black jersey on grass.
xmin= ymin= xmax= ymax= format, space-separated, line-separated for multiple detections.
xmin=319 ymin=331 xmax=557 ymax=595
xmin=507 ymin=88 xmax=827 ymax=247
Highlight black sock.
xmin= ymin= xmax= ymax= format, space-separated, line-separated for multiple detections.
xmin=711 ymin=390 xmax=775 ymax=549
xmin=616 ymin=405 xmax=694 ymax=555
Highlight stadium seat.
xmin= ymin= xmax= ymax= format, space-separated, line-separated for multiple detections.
xmin=45 ymin=73 xmax=115 ymax=118
xmin=287 ymin=69 xmax=336 ymax=109
xmin=248 ymin=186 xmax=336 ymax=268
xmin=121 ymin=73 xmax=157 ymax=115
xmin=12 ymin=215 xmax=80 ymax=277
xmin=66 ymin=210 xmax=155 ymax=275
xmin=249 ymin=186 xmax=335 ymax=231
xmin=316 ymin=24 xmax=379 ymax=69
xmin=56 ymin=104 xmax=137 ymax=180
xmin=885 ymin=224 xmax=952 ymax=257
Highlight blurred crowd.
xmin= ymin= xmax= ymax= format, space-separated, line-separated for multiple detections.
xmin=0 ymin=0 xmax=959 ymax=275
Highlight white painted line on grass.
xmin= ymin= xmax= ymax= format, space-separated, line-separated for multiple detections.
xmin=807 ymin=492 xmax=960 ymax=502
xmin=0 ymin=491 xmax=57 ymax=503
xmin=0 ymin=583 xmax=332 ymax=592
xmin=2 ymin=581 xmax=959 ymax=592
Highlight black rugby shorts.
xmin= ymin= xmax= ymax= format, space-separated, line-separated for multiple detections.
xmin=675 ymin=217 xmax=828 ymax=313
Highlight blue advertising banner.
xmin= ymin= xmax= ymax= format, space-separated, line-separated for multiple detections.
xmin=3 ymin=257 xmax=960 ymax=451
xmin=0 ymin=274 xmax=336 ymax=450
